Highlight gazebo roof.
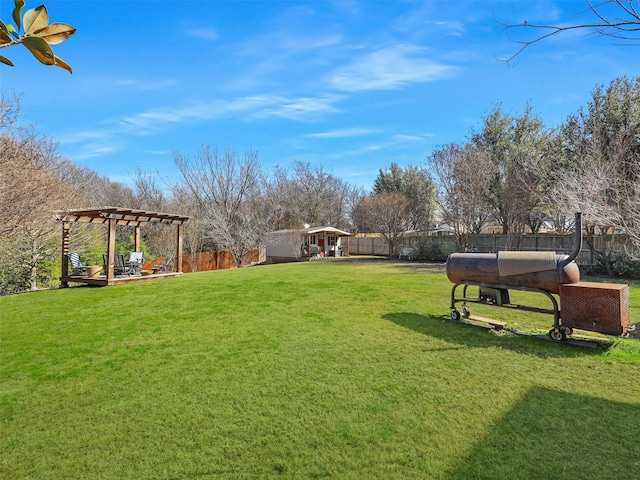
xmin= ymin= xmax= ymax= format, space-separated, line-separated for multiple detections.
xmin=55 ymin=206 xmax=190 ymax=227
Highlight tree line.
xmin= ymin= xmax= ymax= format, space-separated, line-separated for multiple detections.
xmin=3 ymin=75 xmax=640 ymax=294
xmin=431 ymin=76 xmax=640 ymax=276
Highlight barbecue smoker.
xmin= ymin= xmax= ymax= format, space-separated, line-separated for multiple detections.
xmin=446 ymin=213 xmax=630 ymax=341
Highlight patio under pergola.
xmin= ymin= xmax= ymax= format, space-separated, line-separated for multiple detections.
xmin=56 ymin=206 xmax=190 ymax=287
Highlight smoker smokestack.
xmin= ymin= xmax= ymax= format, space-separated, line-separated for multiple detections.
xmin=559 ymin=212 xmax=582 ymax=268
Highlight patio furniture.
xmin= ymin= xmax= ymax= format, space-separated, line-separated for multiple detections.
xmin=86 ymin=265 xmax=102 ymax=278
xmin=127 ymin=252 xmax=144 ymax=274
xmin=114 ymin=254 xmax=135 ymax=276
xmin=152 ymin=253 xmax=174 ymax=273
xmin=68 ymin=252 xmax=87 ymax=275
xmin=399 ymin=247 xmax=414 ymax=260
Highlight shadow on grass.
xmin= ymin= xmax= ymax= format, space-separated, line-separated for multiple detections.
xmin=443 ymin=386 xmax=640 ymax=480
xmin=384 ymin=312 xmax=608 ymax=358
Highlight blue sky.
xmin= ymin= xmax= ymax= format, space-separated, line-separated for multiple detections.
xmin=2 ymin=0 xmax=640 ymax=190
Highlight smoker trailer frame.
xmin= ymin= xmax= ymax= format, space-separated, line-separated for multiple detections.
xmin=450 ymin=281 xmax=566 ymax=340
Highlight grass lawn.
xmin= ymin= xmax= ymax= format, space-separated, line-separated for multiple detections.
xmin=1 ymin=258 xmax=639 ymax=479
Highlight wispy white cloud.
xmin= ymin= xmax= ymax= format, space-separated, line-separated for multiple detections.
xmin=60 ymin=93 xmax=344 ymax=160
xmin=67 ymin=141 xmax=122 ymax=161
xmin=187 ymin=28 xmax=219 ymax=42
xmin=325 ymin=44 xmax=456 ymax=92
xmin=246 ymin=94 xmax=341 ymax=120
xmin=432 ymin=20 xmax=466 ymax=37
xmin=84 ymin=76 xmax=176 ymax=92
xmin=115 ymin=94 xmax=341 ymax=134
xmin=393 ymin=133 xmax=435 ymax=142
xmin=306 ymin=127 xmax=379 ymax=139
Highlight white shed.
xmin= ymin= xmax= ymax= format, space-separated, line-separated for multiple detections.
xmin=266 ymin=226 xmax=351 ymax=262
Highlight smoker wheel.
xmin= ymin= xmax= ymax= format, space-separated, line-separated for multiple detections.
xmin=549 ymin=328 xmax=567 ymax=342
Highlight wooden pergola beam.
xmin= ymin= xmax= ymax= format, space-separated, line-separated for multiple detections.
xmin=55 ymin=206 xmax=189 ymax=227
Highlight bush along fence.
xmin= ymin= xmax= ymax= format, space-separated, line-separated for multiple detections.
xmin=349 ymin=233 xmax=638 ymax=275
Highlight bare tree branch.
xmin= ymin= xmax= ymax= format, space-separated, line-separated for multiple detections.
xmin=500 ymin=1 xmax=640 ymax=64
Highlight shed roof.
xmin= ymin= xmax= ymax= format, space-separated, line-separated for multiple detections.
xmin=55 ymin=206 xmax=190 ymax=227
xmin=270 ymin=226 xmax=351 ymax=236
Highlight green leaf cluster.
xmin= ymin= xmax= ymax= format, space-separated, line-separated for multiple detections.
xmin=0 ymin=0 xmax=75 ymax=73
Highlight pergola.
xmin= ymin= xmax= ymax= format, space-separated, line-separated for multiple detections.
xmin=55 ymin=206 xmax=190 ymax=287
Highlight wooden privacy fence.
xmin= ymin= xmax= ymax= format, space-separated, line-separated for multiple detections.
xmin=144 ymin=248 xmax=264 ymax=273
xmin=349 ymin=233 xmax=633 ymax=267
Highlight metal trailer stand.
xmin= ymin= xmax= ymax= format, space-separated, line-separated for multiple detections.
xmin=449 ymin=280 xmax=567 ymax=341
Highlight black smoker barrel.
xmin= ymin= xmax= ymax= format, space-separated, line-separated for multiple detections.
xmin=446 ymin=213 xmax=582 ymax=295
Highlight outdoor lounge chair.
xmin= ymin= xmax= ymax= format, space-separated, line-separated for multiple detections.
xmin=152 ymin=253 xmax=174 ymax=273
xmin=114 ymin=254 xmax=135 ymax=276
xmin=68 ymin=252 xmax=87 ymax=275
xmin=102 ymin=254 xmax=134 ymax=276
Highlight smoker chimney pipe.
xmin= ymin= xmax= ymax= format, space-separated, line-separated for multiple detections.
xmin=559 ymin=212 xmax=582 ymax=269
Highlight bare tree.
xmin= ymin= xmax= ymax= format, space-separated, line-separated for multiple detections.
xmin=263 ymin=164 xmax=302 ymax=230
xmin=0 ymin=127 xmax=63 ymax=238
xmin=171 ymin=184 xmax=206 ymax=271
xmin=174 ymin=145 xmax=267 ymax=268
xmin=132 ymin=167 xmax=167 ymax=212
xmin=345 ymin=186 xmax=368 ymax=234
xmin=500 ymin=1 xmax=640 ymax=63
xmin=264 ymin=161 xmax=356 ymax=231
xmin=0 ymin=121 xmax=81 ymax=291
xmin=430 ymin=143 xmax=492 ymax=251
xmin=534 ymin=77 xmax=640 ymax=272
xmin=359 ymin=192 xmax=412 ymax=256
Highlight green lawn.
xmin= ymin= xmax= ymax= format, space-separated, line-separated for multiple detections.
xmin=1 ymin=259 xmax=639 ymax=479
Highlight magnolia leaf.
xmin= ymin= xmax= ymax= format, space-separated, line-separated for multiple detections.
xmin=32 ymin=22 xmax=76 ymax=45
xmin=23 ymin=4 xmax=49 ymax=35
xmin=12 ymin=0 xmax=25 ymax=31
xmin=0 ymin=55 xmax=15 ymax=66
xmin=0 ymin=28 xmax=11 ymax=44
xmin=53 ymin=54 xmax=72 ymax=74
xmin=22 ymin=35 xmax=54 ymax=65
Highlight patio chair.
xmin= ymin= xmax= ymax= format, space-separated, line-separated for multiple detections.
xmin=127 ymin=252 xmax=144 ymax=274
xmin=114 ymin=254 xmax=135 ymax=276
xmin=68 ymin=252 xmax=87 ymax=275
xmin=152 ymin=253 xmax=174 ymax=274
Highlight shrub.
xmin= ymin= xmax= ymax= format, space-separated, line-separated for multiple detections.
xmin=413 ymin=237 xmax=448 ymax=262
xmin=611 ymin=254 xmax=640 ymax=279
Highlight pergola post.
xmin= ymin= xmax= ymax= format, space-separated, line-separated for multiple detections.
xmin=134 ymin=226 xmax=141 ymax=252
xmin=106 ymin=216 xmax=116 ymax=282
xmin=176 ymin=225 xmax=184 ymax=273
xmin=60 ymin=222 xmax=70 ymax=287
